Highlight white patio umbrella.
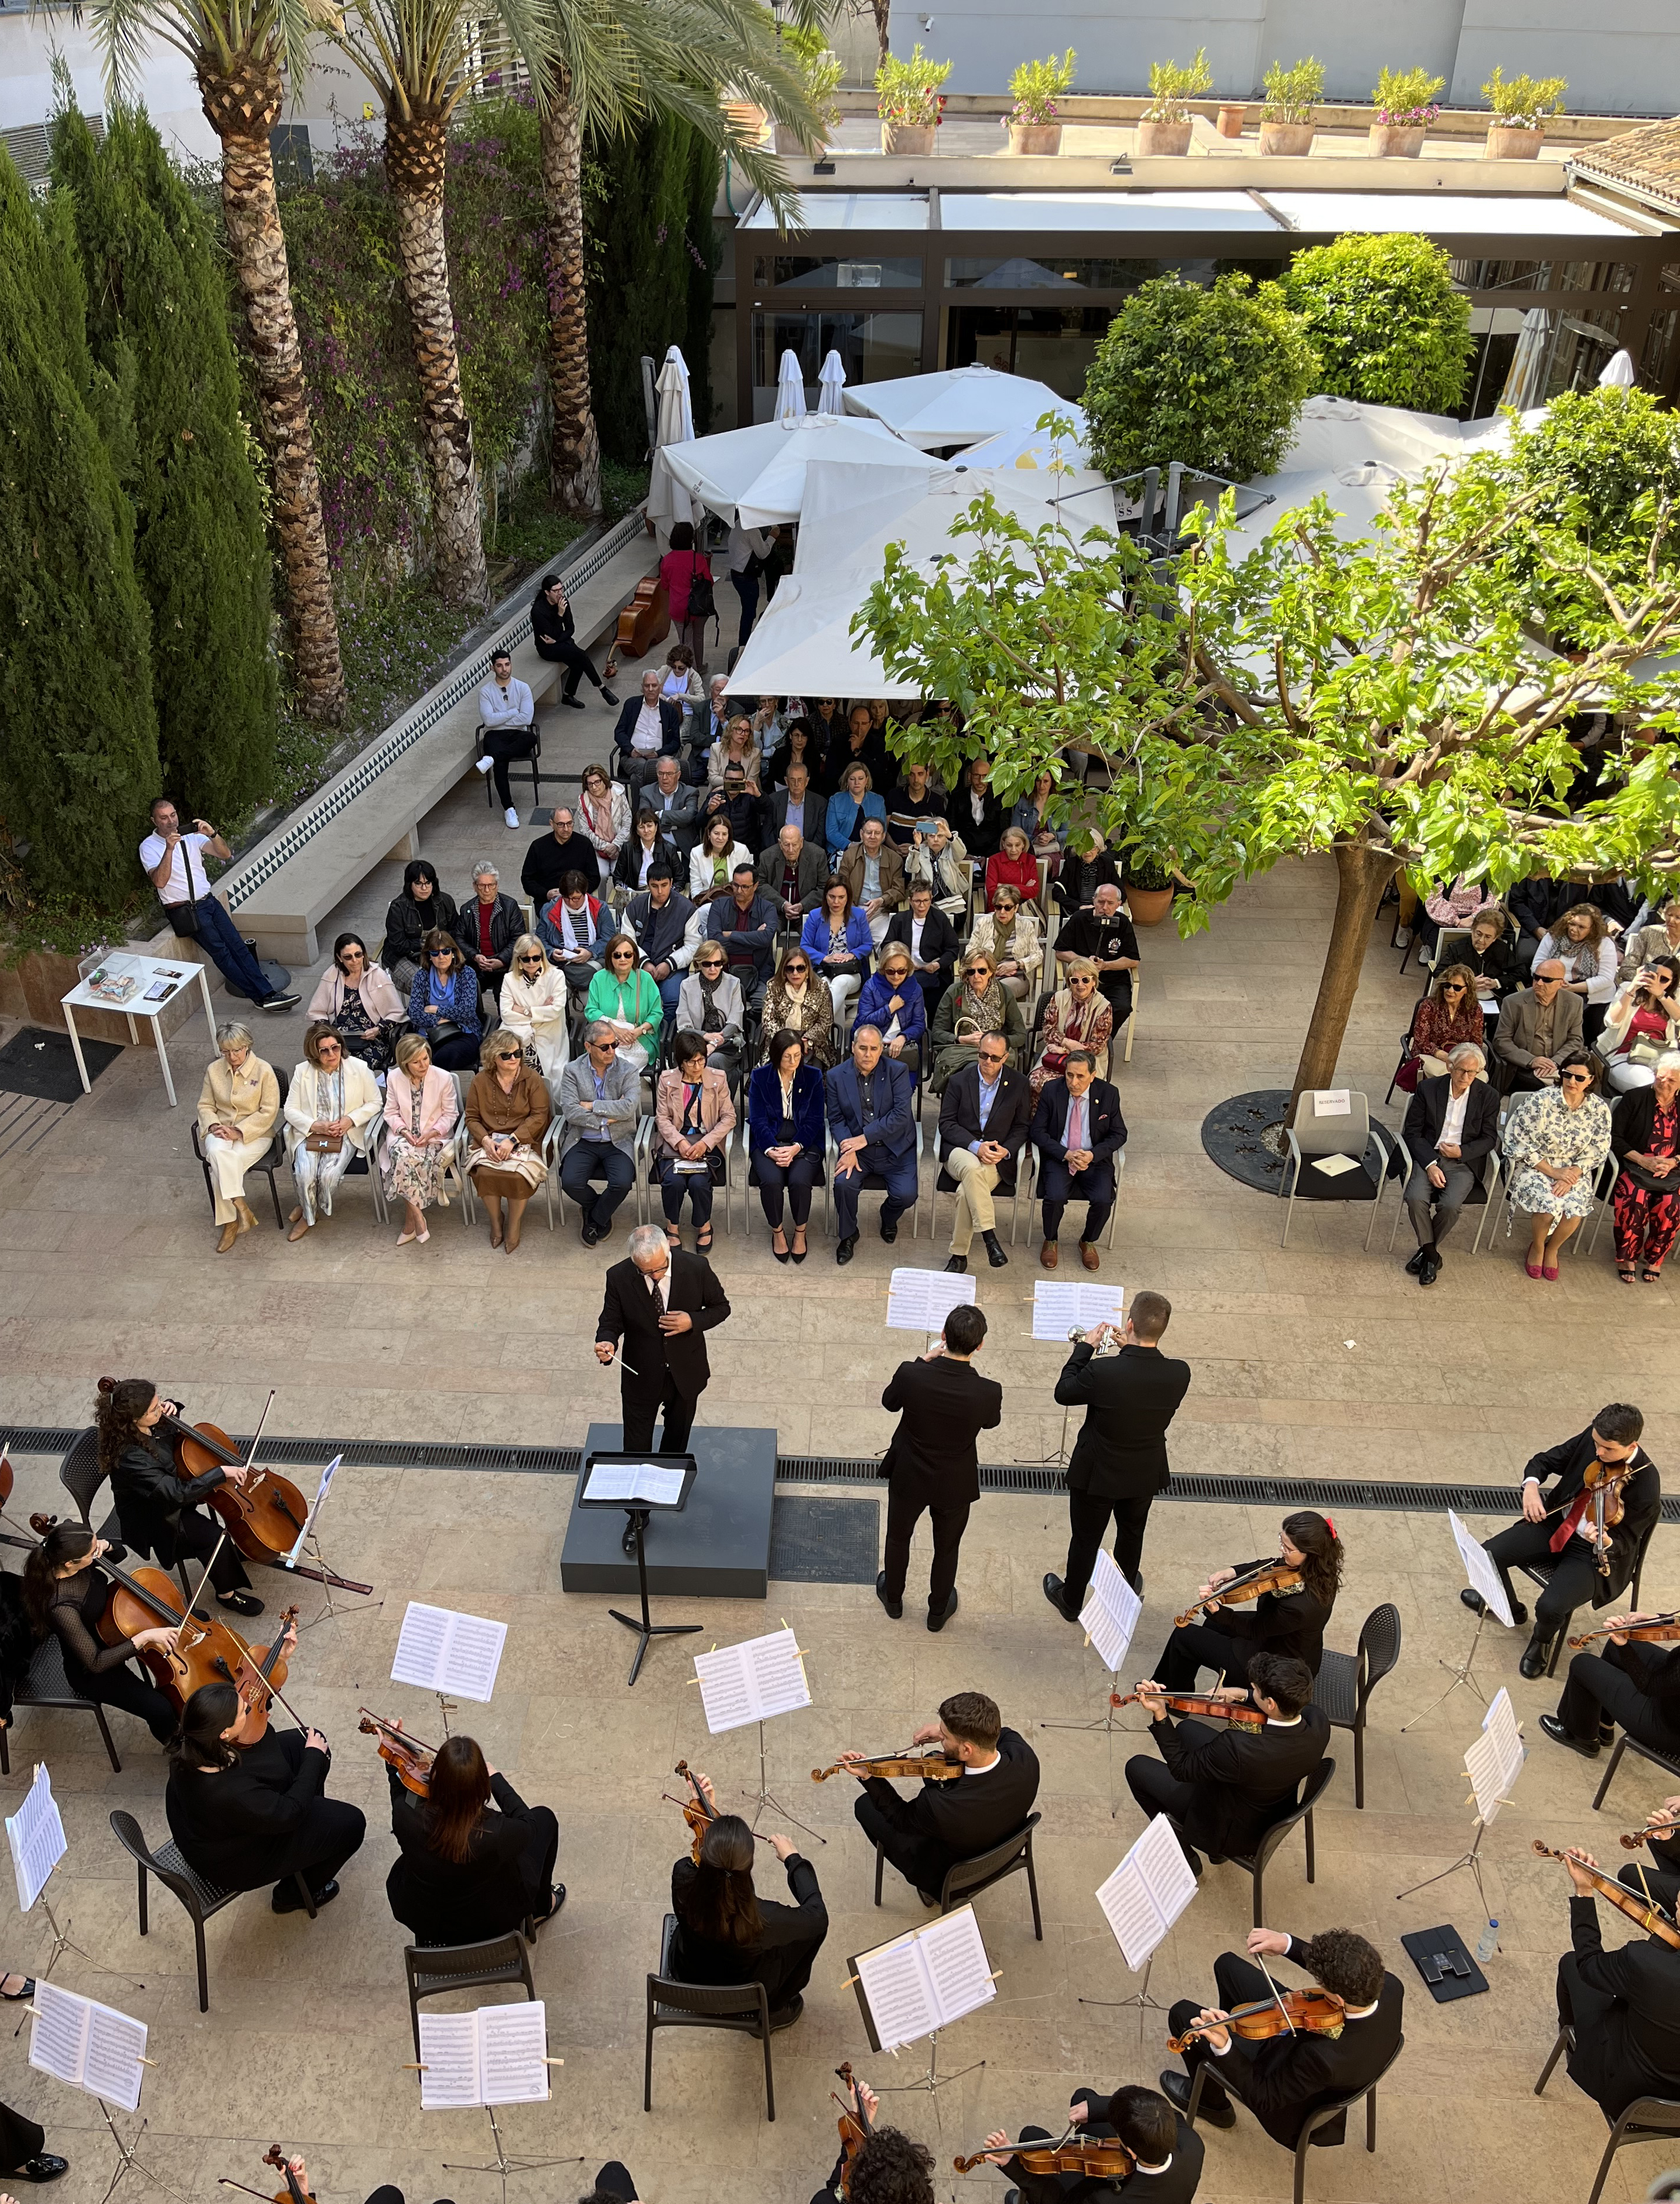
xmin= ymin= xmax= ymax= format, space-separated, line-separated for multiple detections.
xmin=1498 ymin=308 xmax=1553 ymax=413
xmin=817 ymin=349 xmax=847 ymax=416
xmin=1599 ymin=348 xmax=1637 ymax=389
xmin=654 ymin=347 xmax=695 ymax=447
xmin=652 ymin=412 xmax=948 ymax=530
xmin=842 ymin=363 xmax=1073 ymax=450
xmin=775 ymin=348 xmax=808 ymax=427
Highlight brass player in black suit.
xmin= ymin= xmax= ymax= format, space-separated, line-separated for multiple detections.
xmin=594 ymin=1223 xmax=731 ymax=1455
xmin=1043 ymin=1289 xmax=1190 ymax=1618
xmin=876 ymin=1304 xmax=1003 ymax=1631
xmin=838 ymin=1690 xmax=1040 ymax=1905
xmin=1554 ymin=1847 xmax=1680 ymax=2120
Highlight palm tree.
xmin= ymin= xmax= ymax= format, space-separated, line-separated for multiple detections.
xmin=322 ymin=0 xmax=551 ymax=606
xmin=88 ymin=0 xmax=348 ymax=724
xmin=530 ymin=0 xmax=827 ymax=517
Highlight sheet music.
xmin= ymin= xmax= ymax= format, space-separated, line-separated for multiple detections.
xmin=917 ymin=1905 xmax=995 ymax=2027
xmin=885 ymin=1267 xmax=976 ymax=1334
xmin=1096 ymin=1816 xmax=1198 ymax=1971
xmin=854 ymin=1935 xmax=939 ymax=2052
xmin=694 ymin=1628 xmax=811 ymax=1735
xmin=479 ymin=2002 xmax=551 ymax=2106
xmin=853 ymin=1906 xmax=994 ymax=2051
xmin=416 ymin=2013 xmax=482 ymax=2110
xmin=1448 ymin=1510 xmax=1516 ymax=1628
xmin=284 ymin=1454 xmax=343 ymax=1567
xmin=6 ymin=1763 xmax=67 ymax=1914
xmin=28 ymin=1982 xmax=147 ymax=2113
xmin=391 ymin=1603 xmax=507 ymax=1703
xmin=1031 ymin=1281 xmax=1126 ymax=1340
xmin=1078 ymin=1549 xmax=1142 ymax=1675
xmin=584 ymin=1462 xmax=687 ymax=1506
xmin=1465 ymin=1687 xmax=1525 ymax=1824
xmin=28 ymin=1981 xmax=87 ymax=2092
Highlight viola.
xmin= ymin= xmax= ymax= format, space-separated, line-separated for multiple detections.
xmin=1531 ymin=1841 xmax=1680 ymax=1952
xmin=1620 ymin=1810 xmax=1680 ymax=1853
xmin=264 ymin=2145 xmax=316 ymax=2204
xmin=229 ymin=1606 xmax=301 ymax=1747
xmin=38 ymin=1516 xmax=250 ymax=1711
xmin=1569 ymin=1610 xmax=1680 ymax=1652
xmin=1174 ymin=1556 xmax=1302 ymax=1629
xmin=664 ymin=1759 xmax=773 ymax=1862
xmin=833 ymin=2062 xmax=872 ymax=2198
xmin=97 ymin=1376 xmax=312 ymax=1570
xmin=1109 ymin=1690 xmax=1266 ymax=1728
xmin=1167 ymin=1987 xmax=1347 ymax=2055
xmin=954 ymin=2136 xmax=1136 ymax=2181
xmin=812 ymin=1749 xmax=965 ymax=1783
xmin=361 ymin=1708 xmax=436 ymax=1798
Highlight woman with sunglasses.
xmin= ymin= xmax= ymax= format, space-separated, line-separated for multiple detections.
xmin=1395 ymin=963 xmax=1485 ymax=1093
xmin=1029 ymin=957 xmax=1111 ymax=1099
xmin=407 ymin=930 xmax=482 ymax=1072
xmin=855 ymin=945 xmax=926 ymax=1075
xmin=498 ymin=933 xmax=571 ymax=1080
xmin=930 ymin=953 xmax=1026 ymax=1095
xmin=1503 ymin=1050 xmax=1613 ymax=1280
xmin=654 ymin=1029 xmax=735 ymax=1253
xmin=747 ymin=1028 xmax=825 ymax=1263
xmin=584 ymin=934 xmax=664 ymax=1074
xmin=760 ymin=946 xmax=837 ymax=1070
xmin=677 ymin=944 xmax=746 ymax=1083
xmin=464 ymin=1030 xmax=551 ymax=1252
xmin=283 ymin=1021 xmax=382 ymax=1243
xmin=305 ymin=933 xmax=407 ymax=1073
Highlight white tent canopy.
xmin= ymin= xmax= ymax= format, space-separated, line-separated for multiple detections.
xmin=842 ymin=364 xmax=1082 ymax=451
xmin=647 ymin=411 xmax=947 ymax=531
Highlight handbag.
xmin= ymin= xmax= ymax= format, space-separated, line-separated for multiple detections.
xmin=304 ymin=1131 xmax=344 ymax=1155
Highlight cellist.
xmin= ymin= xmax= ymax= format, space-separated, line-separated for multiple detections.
xmin=974 ymin=2085 xmax=1203 ymax=2204
xmin=23 ymin=1524 xmax=179 ymax=1746
xmin=97 ymin=1379 xmax=264 ymax=1616
xmin=1552 ymin=1846 xmax=1680 ymax=2120
xmin=1541 ymin=1608 xmax=1680 ymax=1763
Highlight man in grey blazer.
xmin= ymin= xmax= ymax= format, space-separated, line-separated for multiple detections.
xmin=556 ymin=1026 xmax=641 ymax=1243
xmin=756 ymin=824 xmax=828 ymax=927
xmin=1495 ymin=960 xmax=1584 ymax=1092
xmin=647 ymin=755 xmax=700 ymax=864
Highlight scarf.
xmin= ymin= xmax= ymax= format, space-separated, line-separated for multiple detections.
xmin=696 ymin=974 xmax=728 ymax=1033
xmin=961 ymin=978 xmax=1008 ymax=1033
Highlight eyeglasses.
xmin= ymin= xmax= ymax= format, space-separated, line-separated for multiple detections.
xmin=1561 ymin=1069 xmax=1592 ymax=1084
xmin=786 ymin=964 xmax=809 ymax=975
xmin=494 ymin=1051 xmax=520 ymax=1063
xmin=429 ymin=950 xmax=455 ymax=960
xmin=1442 ymin=983 xmax=1466 ymax=994
xmin=977 ymin=1049 xmax=1006 ymax=1065
xmin=317 ymin=1042 xmax=342 ymax=1055
xmin=518 ymin=954 xmax=543 ymax=964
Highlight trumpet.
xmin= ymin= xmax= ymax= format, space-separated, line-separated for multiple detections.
xmin=1067 ymin=1324 xmax=1122 ymax=1357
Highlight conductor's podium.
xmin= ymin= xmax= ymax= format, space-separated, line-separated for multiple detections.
xmin=559 ymin=1424 xmax=777 ymax=1599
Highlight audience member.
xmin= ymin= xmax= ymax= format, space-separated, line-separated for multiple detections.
xmin=762 ymin=947 xmax=838 ymax=1070
xmin=658 ymin=520 xmax=713 ymax=669
xmin=608 ymin=810 xmax=662 ymax=897
xmin=1537 ymin=902 xmax=1619 ymax=1045
xmin=661 ymin=644 xmax=704 ymax=732
xmin=1602 ymin=957 xmax=1680 ymax=1090
xmin=474 ymin=649 xmax=536 ymax=828
xmin=1030 ymin=957 xmax=1111 ymax=1097
xmin=689 ymin=811 xmax=753 ymax=901
xmin=1507 ymin=872 xmax=1572 ymax=971
xmin=677 ymin=945 xmax=746 ymax=1081
xmin=284 ymin=1023 xmax=381 ymax=1243
xmin=1494 ymin=960 xmax=1585 ymax=1091
xmin=1395 ymin=964 xmax=1484 ymax=1091
xmin=1610 ymin=1052 xmax=1680 ymax=1284
xmin=383 ymin=1033 xmax=459 ymax=1248
xmin=1504 ymin=1052 xmax=1613 ymax=1278
xmin=769 ymin=758 xmax=827 ymax=851
xmin=537 ymin=873 xmax=610 ymax=1008
xmin=886 ymin=762 xmax=947 ymax=849
xmin=498 ymin=935 xmax=571 ymax=1080
xmin=707 ymin=714 xmax=763 ymax=791
xmin=694 ymin=673 xmax=732 ymax=759
xmin=556 ymin=1027 xmax=640 ymax=1244
xmin=306 ymin=933 xmax=405 ymax=1072
xmin=756 ymin=823 xmax=827 ymax=927
xmin=646 ymin=756 xmax=699 ymax=864
xmin=951 ymin=757 xmax=1005 ymax=859
xmin=775 ymin=715 xmax=828 ymax=791
xmin=1011 ymin=771 xmax=1067 ymax=858
xmin=825 ymin=704 xmax=887 ymax=794
xmin=825 ymin=763 xmax=886 ymax=861
xmin=407 ymin=932 xmax=482 ymax=1072
xmin=726 ymin=522 xmax=773 ymax=649
xmin=383 ymin=859 xmax=460 ymax=992
xmin=521 ymin=803 xmax=600 ymax=905
xmin=1457 ymin=906 xmax=1518 ymax=1016
xmin=969 ymin=886 xmax=1042 ymax=1004
xmin=938 ymin=1032 xmax=1034 ymax=1273
xmin=749 ymin=1030 xmax=824 ymax=1262
xmin=801 ymin=880 xmax=873 ymax=1027
xmin=585 ymin=935 xmax=664 ymax=1073
xmin=464 ymin=1031 xmax=551 ymax=1253
xmin=141 ymin=799 xmax=299 ymax=1012
xmin=1417 ymin=871 xmax=1498 ymax=956
xmin=930 ymin=953 xmax=1026 ymax=1093
xmin=903 ymin=812 xmax=972 ymax=918
xmin=578 ymin=761 xmax=631 ymax=870
xmin=196 ymin=1022 xmax=281 ymax=1254
xmin=838 ymin=817 xmax=909 ymax=948
xmin=623 ymin=867 xmax=698 ymax=1018
xmin=1619 ymin=896 xmax=1680 ymax=980
xmin=985 ymin=825 xmax=1040 ymax=910
xmin=1032 ymin=1052 xmax=1127 ymax=1270
xmin=702 ymin=762 xmax=768 ymax=857
xmin=883 ymin=882 xmax=959 ymax=1019
xmin=654 ymin=1031 xmax=735 ymax=1251
xmin=531 ymin=572 xmax=614 ymax=708
xmin=856 ymin=946 xmax=926 ymax=1074
xmin=454 ymin=862 xmax=523 ymax=1005
xmin=1053 ymin=830 xmax=1122 ymax=917
xmin=827 ymin=1025 xmax=918 ymax=1263
xmin=705 ymin=865 xmax=778 ymax=1011
xmin=1399 ymin=1044 xmax=1499 ymax=1287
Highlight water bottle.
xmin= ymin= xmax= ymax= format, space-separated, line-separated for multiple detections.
xmin=1475 ymin=1917 xmax=1500 ymax=1963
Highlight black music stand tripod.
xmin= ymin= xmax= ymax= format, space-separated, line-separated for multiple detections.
xmin=578 ymin=1451 xmax=699 ymax=1686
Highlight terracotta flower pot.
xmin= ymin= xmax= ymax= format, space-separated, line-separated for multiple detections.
xmin=882 ymin=121 xmax=937 ymax=155
xmin=1008 ymin=121 xmax=1063 ymax=155
xmin=1259 ymin=120 xmax=1314 ymax=156
xmin=1216 ymin=103 xmax=1247 ymax=136
xmin=1368 ymin=122 xmax=1426 ymax=158
xmin=1486 ymin=124 xmax=1544 ymax=159
xmin=1125 ymin=885 xmax=1174 ymax=927
xmin=774 ymin=122 xmax=824 ymax=155
xmin=1136 ymin=118 xmax=1193 ymax=157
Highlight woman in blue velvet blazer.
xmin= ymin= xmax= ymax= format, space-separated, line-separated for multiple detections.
xmin=747 ymin=1029 xmax=827 ymax=1263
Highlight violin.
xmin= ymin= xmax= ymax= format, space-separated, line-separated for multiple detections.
xmin=360 ymin=1707 xmax=436 ymax=1798
xmin=833 ymin=2062 xmax=873 ymax=2198
xmin=954 ymin=2135 xmax=1136 ymax=2181
xmin=1569 ymin=1609 xmax=1680 ymax=1652
xmin=1109 ymin=1690 xmax=1266 ymax=1728
xmin=1531 ymin=1841 xmax=1680 ymax=1951
xmin=663 ymin=1759 xmax=775 ymax=1863
xmin=1620 ymin=1809 xmax=1680 ymax=1853
xmin=812 ymin=1749 xmax=965 ymax=1783
xmin=1174 ymin=1556 xmax=1303 ymax=1629
xmin=1167 ymin=1987 xmax=1347 ymax=2055
xmin=264 ymin=2145 xmax=316 ymax=2204
xmin=229 ymin=1606 xmax=300 ymax=1746
xmin=32 ymin=1514 xmax=250 ymax=1712
xmin=97 ymin=1376 xmax=312 ymax=1570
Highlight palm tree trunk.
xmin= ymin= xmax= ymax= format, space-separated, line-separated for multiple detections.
xmin=385 ymin=112 xmax=489 ymax=609
xmin=872 ymin=0 xmax=892 ymax=67
xmin=539 ymin=78 xmax=602 ymax=521
xmin=201 ymin=54 xmax=346 ymax=725
xmin=1288 ymin=839 xmax=1398 ymax=1117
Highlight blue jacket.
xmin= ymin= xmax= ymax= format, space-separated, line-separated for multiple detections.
xmin=1030 ymin=1076 xmax=1128 ymax=1166
xmin=408 ymin=963 xmax=482 ymax=1042
xmin=747 ymin=1061 xmax=827 ymax=1152
xmin=856 ymin=968 xmax=927 ymax=1045
xmin=824 ymin=787 xmax=887 ymax=859
xmin=825 ymin=1055 xmax=914 ymax=1159
xmin=614 ymin=696 xmax=682 ymax=756
xmin=801 ymin=906 xmax=874 ymax=967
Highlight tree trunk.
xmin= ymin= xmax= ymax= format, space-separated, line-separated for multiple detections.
xmin=203 ymin=55 xmax=346 ymax=725
xmin=1288 ymin=840 xmax=1399 ymax=1117
xmin=872 ymin=0 xmax=892 ymax=66
xmin=386 ymin=112 xmax=489 ymax=610
xmin=539 ymin=83 xmax=602 ymax=520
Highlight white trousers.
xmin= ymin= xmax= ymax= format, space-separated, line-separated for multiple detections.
xmin=204 ymin=1134 xmax=270 ymax=1224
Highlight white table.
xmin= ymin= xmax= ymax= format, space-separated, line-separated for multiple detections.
xmin=60 ymin=951 xmax=216 ymax=1108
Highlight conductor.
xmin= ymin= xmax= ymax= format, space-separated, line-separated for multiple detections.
xmin=595 ymin=1222 xmax=731 ymax=1455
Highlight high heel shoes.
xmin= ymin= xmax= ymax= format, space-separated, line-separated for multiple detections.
xmin=791 ymin=1227 xmax=808 ymax=1264
xmin=771 ymin=1230 xmax=791 ymax=1264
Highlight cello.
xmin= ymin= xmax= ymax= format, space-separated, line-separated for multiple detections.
xmin=34 ymin=1519 xmax=252 ymax=1712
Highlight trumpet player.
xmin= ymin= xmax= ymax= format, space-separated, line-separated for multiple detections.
xmin=1043 ymin=1291 xmax=1190 ymax=1624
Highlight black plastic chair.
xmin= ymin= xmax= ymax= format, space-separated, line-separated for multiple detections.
xmin=109 ymin=1809 xmax=315 ymax=2012
xmin=1 ymin=1638 xmax=121 ymax=1776
xmin=404 ymin=1930 xmax=536 ymax=2060
xmin=926 ymin=1813 xmax=1043 ymax=1939
xmin=1186 ymin=2031 xmax=1404 ymax=2204
xmin=190 ymin=1065 xmax=291 ymax=1229
xmin=1224 ymin=1758 xmax=1336 ymax=1928
xmin=478 ymin=723 xmax=544 ymax=812
xmin=1536 ymin=2026 xmax=1680 ymax=2204
xmin=1311 ymin=1608 xmax=1402 ymax=1810
xmin=1590 ymin=1728 xmax=1680 ymax=1814
xmin=1518 ymin=1515 xmax=1656 ymax=1679
xmin=644 ymin=1913 xmax=775 ymax=2120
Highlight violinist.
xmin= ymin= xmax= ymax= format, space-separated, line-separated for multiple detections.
xmin=97 ymin=1379 xmax=263 ymax=1616
xmin=23 ymin=1524 xmax=179 ymax=1745
xmin=1460 ymin=1403 xmax=1658 ymax=1678
xmin=811 ymin=2076 xmax=935 ymax=2204
xmin=1553 ymin=1845 xmax=1680 ymax=2119
xmin=1149 ymin=1513 xmax=1343 ymax=1691
xmin=165 ymin=1681 xmax=366 ymax=1915
xmin=838 ymin=1692 xmax=1041 ymax=1906
xmin=668 ymin=1772 xmax=828 ymax=2024
xmin=976 ymin=2084 xmax=1203 ymax=2203
xmin=384 ymin=1731 xmax=563 ymax=1946
xmin=1160 ymin=1925 xmax=1402 ymax=2147
xmin=1124 ymin=1653 xmax=1327 ymax=1879
xmin=1620 ymin=1799 xmax=1680 ymax=1913
xmin=1541 ymin=1609 xmax=1680 ymax=1762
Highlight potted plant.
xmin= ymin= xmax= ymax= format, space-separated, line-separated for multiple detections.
xmin=876 ymin=44 xmax=951 ymax=156
xmin=1006 ymin=47 xmax=1075 ymax=155
xmin=1137 ymin=47 xmax=1211 ymax=158
xmin=1122 ymin=853 xmax=1177 ymax=925
xmin=1481 ymin=66 xmax=1565 ymax=159
xmin=1258 ymin=55 xmax=1323 ymax=156
xmin=1368 ymin=66 xmax=1442 ymax=157
xmin=776 ymin=25 xmax=844 ymax=155
xmin=1215 ymin=101 xmax=1247 ymax=137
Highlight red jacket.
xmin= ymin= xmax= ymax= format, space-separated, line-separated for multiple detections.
xmin=985 ymin=849 xmax=1040 ymax=907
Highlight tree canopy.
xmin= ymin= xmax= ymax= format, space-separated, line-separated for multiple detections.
xmin=1281 ymin=231 xmax=1473 ymax=413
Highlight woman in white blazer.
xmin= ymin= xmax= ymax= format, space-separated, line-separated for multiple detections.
xmin=497 ymin=933 xmax=571 ymax=1081
xmin=284 ymin=1022 xmax=382 ymax=1240
xmin=688 ymin=811 xmax=753 ymax=900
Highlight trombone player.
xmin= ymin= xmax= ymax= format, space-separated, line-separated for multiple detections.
xmin=1043 ymin=1291 xmax=1190 ymax=1623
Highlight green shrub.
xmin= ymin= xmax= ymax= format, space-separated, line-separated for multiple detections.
xmin=1144 ymin=47 xmax=1213 ymax=122
xmin=1261 ymin=57 xmax=1324 ymax=124
xmin=1281 ymin=232 xmax=1473 ymax=412
xmin=1009 ymin=49 xmax=1077 ymax=124
xmin=1372 ymin=66 xmax=1443 ymax=122
xmin=1483 ymin=67 xmax=1566 ymax=126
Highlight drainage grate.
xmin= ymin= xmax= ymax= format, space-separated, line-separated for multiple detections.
xmin=767 ymin=1496 xmax=880 ymax=1585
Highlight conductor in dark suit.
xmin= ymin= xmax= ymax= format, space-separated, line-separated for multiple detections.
xmin=1555 ymin=1849 xmax=1680 ymax=2120
xmin=1399 ymin=1045 xmax=1500 ymax=1285
xmin=1031 ymin=1053 xmax=1128 ymax=1270
xmin=594 ymin=1222 xmax=731 ymax=1454
xmin=1043 ymin=1289 xmax=1190 ymax=1618
xmin=839 ymin=1690 xmax=1040 ymax=1903
xmin=876 ymin=1304 xmax=1003 ymax=1631
xmin=1162 ymin=1923 xmax=1404 ymax=2144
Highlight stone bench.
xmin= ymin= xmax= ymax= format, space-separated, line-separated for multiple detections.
xmin=222 ymin=514 xmax=656 ymax=967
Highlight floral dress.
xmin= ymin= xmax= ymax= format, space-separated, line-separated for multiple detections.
xmin=385 ymin=1083 xmax=447 ymax=1209
xmin=1613 ymin=1100 xmax=1680 ymax=1268
xmin=1503 ymin=1088 xmax=1612 ymax=1219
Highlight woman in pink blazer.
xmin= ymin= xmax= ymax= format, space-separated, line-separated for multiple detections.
xmin=653 ymin=1031 xmax=735 ymax=1251
xmin=383 ymin=1031 xmax=460 ymax=1245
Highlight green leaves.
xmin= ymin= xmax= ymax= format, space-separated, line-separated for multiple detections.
xmin=1281 ymin=233 xmax=1473 ymax=414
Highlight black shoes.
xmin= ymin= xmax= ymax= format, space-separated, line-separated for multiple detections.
xmin=19 ymin=2158 xmax=69 ymax=2183
xmin=836 ymin=1235 xmax=858 ymax=1264
xmin=944 ymin=1255 xmax=968 ymax=1273
xmin=981 ymin=1230 xmax=1008 ymax=1268
xmin=1462 ymin=1587 xmax=1527 ymax=1626
xmin=927 ymin=1589 xmax=958 ymax=1633
xmin=217 ymin=1589 xmax=264 ymax=1616
xmin=876 ymin=1571 xmax=903 ymax=1620
xmin=1159 ymin=2072 xmax=1232 ymax=2127
xmin=260 ymin=991 xmax=301 ymax=1012
xmin=1539 ymin=1713 xmax=1597 ymax=1757
xmin=562 ymin=694 xmax=586 ymax=709
xmin=1405 ymin=1247 xmax=1427 ymax=1277
xmin=1418 ymin=1247 xmax=1442 ymax=1286
xmin=581 ymin=1220 xmax=601 ymax=1246
xmin=1519 ymin=1634 xmax=1556 ymax=1681
xmin=769 ymin=1994 xmax=804 ymax=2031
xmin=600 ymin=689 xmax=620 ymax=707
xmin=1043 ymin=1573 xmax=1080 ymax=1623
xmin=272 ymin=1878 xmax=339 ymax=1915
xmin=880 ymin=1217 xmax=899 ymax=1244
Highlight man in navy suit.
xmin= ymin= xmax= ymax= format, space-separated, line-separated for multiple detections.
xmin=826 ymin=1025 xmax=917 ymax=1264
xmin=613 ymin=670 xmax=682 ymax=801
xmin=1032 ymin=1053 xmax=1128 ymax=1270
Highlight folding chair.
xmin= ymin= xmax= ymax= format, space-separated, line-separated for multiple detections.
xmin=1279 ymin=1092 xmax=1390 ymax=1249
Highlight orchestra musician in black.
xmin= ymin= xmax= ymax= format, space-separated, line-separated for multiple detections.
xmin=1553 ymin=1847 xmax=1680 ymax=2120
xmin=23 ymin=1524 xmax=180 ymax=1745
xmin=384 ymin=1732 xmax=562 ymax=1946
xmin=1541 ymin=1613 xmax=1680 ymax=1762
xmin=978 ymin=2082 xmax=1204 ymax=2203
xmin=97 ymin=1378 xmax=262 ymax=1614
xmin=667 ymin=1771 xmax=829 ymax=2025
xmin=1149 ymin=1513 xmax=1343 ymax=1690
xmin=838 ymin=1691 xmax=1040 ymax=1906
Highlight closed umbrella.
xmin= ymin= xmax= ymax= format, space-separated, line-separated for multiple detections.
xmin=776 ymin=348 xmax=808 ymax=428
xmin=1598 ymin=349 xmax=1637 ymax=389
xmin=817 ymin=349 xmax=846 ymax=416
xmin=1498 ymin=307 xmax=1553 ymax=413
xmin=655 ymin=346 xmax=695 ymax=448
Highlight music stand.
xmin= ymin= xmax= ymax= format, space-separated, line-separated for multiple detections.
xmin=578 ymin=1452 xmax=700 ymax=1686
